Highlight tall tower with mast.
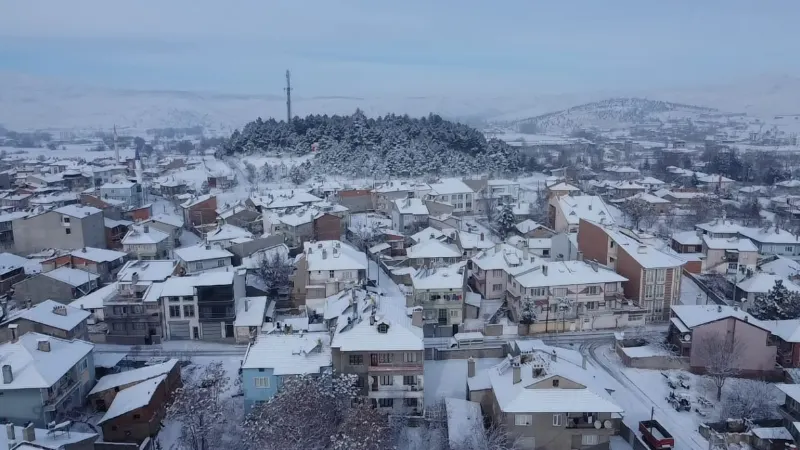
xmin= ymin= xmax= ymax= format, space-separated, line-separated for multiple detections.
xmin=113 ymin=125 xmax=119 ymax=163
xmin=284 ymin=70 xmax=293 ymax=123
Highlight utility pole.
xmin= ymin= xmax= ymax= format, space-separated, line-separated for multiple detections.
xmin=284 ymin=70 xmax=293 ymax=123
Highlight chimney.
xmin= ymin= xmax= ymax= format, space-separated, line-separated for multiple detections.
xmin=523 ymin=246 xmax=529 ymax=261
xmin=245 ymin=298 xmax=249 ymax=312
xmin=1 ymin=365 xmax=12 ymax=384
xmin=467 ymin=357 xmax=476 ymax=378
xmin=81 ymin=247 xmax=87 ymax=253
xmin=322 ymin=249 xmax=328 ymax=259
xmin=37 ymin=338 xmax=51 ymax=352
xmin=8 ymin=324 xmax=18 ymax=343
xmin=52 ymin=305 xmax=67 ymax=316
xmin=26 ymin=299 xmax=32 ymax=309
xmin=512 ymin=362 xmax=521 ymax=384
xmin=542 ymin=264 xmax=548 ymax=276
xmin=480 ymin=232 xmax=484 ymax=241
xmin=5 ymin=423 xmax=14 ymax=441
xmin=582 ymin=354 xmax=587 ymax=369
xmin=411 ymin=308 xmax=423 ymax=328
xmin=22 ymin=423 xmax=34 ymax=442
xmin=143 ymin=225 xmax=149 ymax=233
xmin=550 ymin=349 xmax=557 ymax=362
xmin=717 ymin=305 xmax=722 ymax=313
xmin=369 ymin=314 xmax=376 ymax=326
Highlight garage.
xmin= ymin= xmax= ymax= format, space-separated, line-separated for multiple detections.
xmin=169 ymin=321 xmax=191 ymax=340
xmin=200 ymin=322 xmax=222 ymax=340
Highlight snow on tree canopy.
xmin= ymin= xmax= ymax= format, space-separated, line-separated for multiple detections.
xmin=220 ymin=111 xmax=522 ymax=177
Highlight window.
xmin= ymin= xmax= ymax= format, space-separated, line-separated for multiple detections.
xmin=329 ymin=270 xmax=335 ymax=279
xmin=605 ymin=283 xmax=617 ymax=293
xmin=65 ymin=228 xmax=71 ymax=235
xmin=132 ymin=305 xmax=143 ymax=314
xmin=195 ymin=262 xmax=204 ymax=270
xmin=609 ymin=240 xmax=615 ymax=248
xmin=404 ymin=398 xmax=418 ymax=407
xmin=217 ymin=259 xmax=225 ymax=267
xmin=378 ymin=353 xmax=393 ymax=363
xmin=378 ymin=398 xmax=393 ymax=408
xmin=585 ymin=302 xmax=596 ymax=310
xmin=78 ymin=358 xmax=88 ymax=372
xmin=254 ymin=377 xmax=270 ymax=388
xmin=507 ymin=274 xmax=512 ymax=283
xmin=112 ymin=322 xmax=125 ymax=331
xmin=655 ymin=285 xmax=665 ymax=299
xmin=645 ymin=285 xmax=654 ymax=299
xmin=515 ymin=414 xmax=533 ymax=426
xmin=644 ymin=270 xmax=654 ymax=283
xmin=552 ymin=288 xmax=567 ymax=297
xmin=552 ymin=379 xmax=560 ymax=387
xmin=727 ymin=262 xmax=738 ymax=270
xmin=450 ymin=309 xmax=459 ymax=318
xmin=183 ymin=305 xmax=195 ymax=317
xmin=349 ymin=355 xmax=363 ymax=365
xmin=169 ymin=305 xmax=181 ymax=318
xmin=379 ymin=375 xmax=393 ymax=386
xmin=628 ymin=314 xmax=643 ymax=321
xmin=377 ymin=323 xmax=389 ymax=334
xmin=587 ymin=286 xmax=600 ymax=295
xmin=552 ymin=414 xmax=563 ymax=426
xmin=62 ymin=217 xmax=70 ymax=224
xmin=169 ymin=296 xmax=180 ymax=302
xmin=492 ymin=283 xmax=503 ymax=292
xmin=542 ymin=249 xmax=550 ymax=257
xmin=787 ymin=246 xmax=794 ymax=253
xmin=403 ymin=352 xmax=417 ymax=363
xmin=133 ymin=414 xmax=141 ymax=420
xmin=531 ymin=287 xmax=546 ymax=296
xmin=403 ymin=376 xmax=418 ymax=386
xmin=133 ymin=322 xmax=145 ymax=330
xmin=582 ymin=435 xmax=599 ymax=446
xmin=656 ymin=269 xmax=666 ymax=283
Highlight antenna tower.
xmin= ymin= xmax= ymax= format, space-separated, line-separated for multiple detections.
xmin=284 ymin=70 xmax=293 ymax=123
xmin=113 ymin=125 xmax=119 ymax=163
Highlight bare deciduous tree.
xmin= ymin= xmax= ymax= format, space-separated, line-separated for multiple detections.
xmin=452 ymin=422 xmax=522 ymax=450
xmin=694 ymin=333 xmax=747 ymax=401
xmin=718 ymin=379 xmax=779 ymax=421
xmin=255 ymin=251 xmax=293 ymax=296
xmin=619 ymin=198 xmax=655 ymax=230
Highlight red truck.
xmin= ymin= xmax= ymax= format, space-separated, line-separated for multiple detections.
xmin=639 ymin=420 xmax=675 ymax=449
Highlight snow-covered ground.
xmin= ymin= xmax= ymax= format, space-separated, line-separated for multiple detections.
xmin=423 ymin=358 xmax=504 ymax=405
xmin=679 ymin=275 xmax=708 ymax=305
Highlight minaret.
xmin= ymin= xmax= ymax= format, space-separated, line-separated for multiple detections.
xmin=113 ymin=125 xmax=119 ymax=163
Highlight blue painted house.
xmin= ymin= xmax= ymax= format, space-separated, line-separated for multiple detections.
xmin=0 ymin=331 xmax=96 ymax=427
xmin=241 ymin=333 xmax=331 ymax=414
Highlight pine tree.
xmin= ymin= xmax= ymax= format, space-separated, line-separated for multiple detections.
xmin=496 ymin=203 xmax=516 ymax=238
xmin=750 ymin=279 xmax=800 ymax=320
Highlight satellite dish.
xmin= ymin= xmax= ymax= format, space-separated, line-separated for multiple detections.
xmin=594 ymin=420 xmax=602 ymax=429
xmin=684 ymin=333 xmax=692 ymax=342
xmin=604 ymin=420 xmax=613 ymax=429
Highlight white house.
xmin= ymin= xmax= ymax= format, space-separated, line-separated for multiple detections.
xmin=426 ymin=178 xmax=475 ymax=214
xmin=121 ymin=224 xmax=171 ymax=260
xmin=174 ymin=243 xmax=234 ymax=274
xmin=295 ymin=240 xmax=368 ymax=304
xmin=391 ymin=198 xmax=429 ymax=234
xmin=410 ymin=262 xmax=466 ymax=333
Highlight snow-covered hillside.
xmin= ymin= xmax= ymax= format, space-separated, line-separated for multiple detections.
xmin=508 ymin=98 xmax=726 ymax=134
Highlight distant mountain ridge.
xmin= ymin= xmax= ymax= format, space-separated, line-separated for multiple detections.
xmin=509 ymin=97 xmax=726 ymax=134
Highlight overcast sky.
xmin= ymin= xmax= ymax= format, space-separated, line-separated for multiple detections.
xmin=0 ymin=1 xmax=797 ymax=97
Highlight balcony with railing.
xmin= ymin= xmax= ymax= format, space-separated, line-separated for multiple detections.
xmin=43 ymin=376 xmax=80 ymax=412
xmin=369 ymin=384 xmax=424 ymax=399
xmin=367 ymin=361 xmax=424 ymax=374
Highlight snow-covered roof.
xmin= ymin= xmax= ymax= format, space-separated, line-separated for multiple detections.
xmin=760 ymin=256 xmax=800 ymax=279
xmin=619 ymin=192 xmax=670 ymax=204
xmin=0 ymin=252 xmax=31 ymax=275
xmin=663 ymin=190 xmax=707 ymax=199
xmin=332 ymin=318 xmax=423 ymax=352
xmin=122 ymin=224 xmax=169 ymax=245
xmin=68 ymin=283 xmax=117 ymax=310
xmin=89 ymin=359 xmax=178 ymax=395
xmin=159 ymin=272 xmax=234 ymax=297
xmin=0 ymin=333 xmax=93 ymax=390
xmin=303 ymin=240 xmax=367 ymax=271
xmin=406 ymin=239 xmax=462 ymax=260
xmin=702 ymin=236 xmax=758 ymax=252
xmin=737 ymin=273 xmax=800 ymax=294
xmin=605 ymin=165 xmax=640 ymax=174
xmin=2 ymin=300 xmax=90 ymax=331
xmin=515 ymin=219 xmax=549 ymax=234
xmin=590 ymin=222 xmax=685 ymax=269
xmin=411 ymin=263 xmax=464 ymax=290
xmin=456 ymin=230 xmax=493 ymax=250
xmin=777 ymin=180 xmax=800 ymax=188
xmin=514 ymin=261 xmax=627 ymax=288
xmin=242 ymin=333 xmax=331 ymax=375
xmin=558 ymin=195 xmax=614 ymax=226
xmin=695 ymin=219 xmax=740 ymax=234
xmin=547 ymin=182 xmax=580 ymax=192
xmin=697 ymin=173 xmax=734 ymax=184
xmin=147 ymin=213 xmax=184 ymax=228
xmin=104 ymin=217 xmax=133 ymax=228
xmin=777 ymin=384 xmax=800 ymax=404
xmin=484 ymin=344 xmax=623 ymax=414
xmin=751 ymin=427 xmax=792 ymax=441
xmin=393 ymin=197 xmax=429 ymax=215
xmin=410 ymin=227 xmax=444 ymax=243
xmin=234 ymin=297 xmax=269 ymax=327
xmin=181 ymin=193 xmax=214 ymax=208
xmin=670 ymin=305 xmax=764 ymax=329
xmin=54 ymin=204 xmax=102 ymax=218
xmin=42 ymin=266 xmax=99 ymax=287
xmin=117 ymin=259 xmax=177 ymax=282
xmin=445 ymin=398 xmax=486 ymax=449
xmin=739 ymin=226 xmax=800 ymax=245
xmin=671 ymin=231 xmax=702 ymax=246
xmin=0 ymin=211 xmax=31 ymax=222
xmin=206 ymin=224 xmax=253 ymax=243
xmin=68 ymin=247 xmax=127 ymax=263
xmin=100 ymin=180 xmax=135 ymax=189
xmin=637 ymin=176 xmax=665 ymax=185
xmin=0 ymin=425 xmax=96 ymax=450
xmin=175 ymin=243 xmax=234 ymax=262
xmin=374 ymin=180 xmax=430 ymax=193
xmin=94 ymin=352 xmax=128 ymax=369
xmin=428 ymin=178 xmax=474 ymax=196
xmin=98 ymin=374 xmax=166 ymax=424
xmin=471 ymin=244 xmax=536 ymax=272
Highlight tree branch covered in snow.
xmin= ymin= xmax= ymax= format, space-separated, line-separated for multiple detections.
xmin=694 ymin=333 xmax=747 ymax=401
xmin=619 ymin=198 xmax=655 ymax=230
xmin=255 ymin=251 xmax=293 ymax=295
xmin=451 ymin=422 xmax=522 ymax=450
xmin=495 ymin=203 xmax=516 ymax=238
xmin=718 ymin=379 xmax=779 ymax=421
xmin=750 ymin=279 xmax=800 ymax=320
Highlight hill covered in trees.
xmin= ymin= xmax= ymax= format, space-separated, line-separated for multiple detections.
xmin=220 ymin=110 xmax=521 ymax=177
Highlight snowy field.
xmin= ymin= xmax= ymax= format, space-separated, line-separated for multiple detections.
xmin=0 ymin=143 xmax=136 ymax=161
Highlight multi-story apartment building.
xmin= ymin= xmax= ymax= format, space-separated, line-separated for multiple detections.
xmin=469 ymin=244 xmax=536 ymax=300
xmin=0 ymin=332 xmax=96 ymax=427
xmin=391 ymin=197 xmax=429 ymax=234
xmin=40 ymin=247 xmax=128 ymax=282
xmin=174 ymin=244 xmax=233 ymax=274
xmin=292 ymin=240 xmax=367 ymax=306
xmin=506 ymin=261 xmax=637 ymax=333
xmin=372 ymin=181 xmax=431 ymax=216
xmin=426 ymin=178 xmax=475 ymax=215
xmin=103 ymin=276 xmax=166 ymax=345
xmin=578 ymin=219 xmax=685 ymax=322
xmin=548 ymin=195 xmax=614 ymax=233
xmin=12 ymin=205 xmax=105 ymax=254
xmin=162 ymin=271 xmax=244 ymax=341
xmin=700 ymin=235 xmax=758 ymax=277
xmin=331 ymin=316 xmax=425 ymax=415
xmin=122 ymin=224 xmax=171 ymax=260
xmin=99 ymin=181 xmax=143 ymax=209
xmin=410 ymin=263 xmax=466 ymax=337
